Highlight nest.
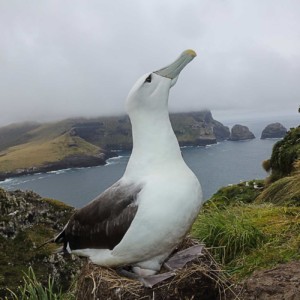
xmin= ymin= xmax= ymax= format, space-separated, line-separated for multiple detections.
xmin=75 ymin=238 xmax=238 ymax=300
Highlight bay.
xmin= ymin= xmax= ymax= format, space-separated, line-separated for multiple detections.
xmin=0 ymin=117 xmax=298 ymax=208
xmin=0 ymin=139 xmax=279 ymax=208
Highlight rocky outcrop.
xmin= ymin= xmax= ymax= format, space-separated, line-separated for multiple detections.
xmin=0 ymin=188 xmax=83 ymax=298
xmin=229 ymin=124 xmax=255 ymax=141
xmin=261 ymin=123 xmax=287 ymax=139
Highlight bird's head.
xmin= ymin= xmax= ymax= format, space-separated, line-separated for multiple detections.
xmin=125 ymin=50 xmax=196 ymax=116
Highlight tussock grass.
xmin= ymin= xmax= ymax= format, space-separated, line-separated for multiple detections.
xmin=192 ymin=203 xmax=300 ymax=279
xmin=256 ymin=174 xmax=300 ymax=206
xmin=192 ymin=205 xmax=265 ymax=264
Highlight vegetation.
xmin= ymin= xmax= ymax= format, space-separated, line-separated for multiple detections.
xmin=5 ymin=267 xmax=64 ymax=300
xmin=0 ymin=189 xmax=75 ymax=298
xmin=256 ymin=174 xmax=300 ymax=206
xmin=192 ymin=125 xmax=300 ymax=279
xmin=264 ymin=126 xmax=300 ymax=181
xmin=0 ymin=133 xmax=102 ymax=173
xmin=192 ymin=201 xmax=300 ymax=279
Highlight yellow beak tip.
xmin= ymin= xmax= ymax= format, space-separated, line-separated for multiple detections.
xmin=184 ymin=49 xmax=197 ymax=57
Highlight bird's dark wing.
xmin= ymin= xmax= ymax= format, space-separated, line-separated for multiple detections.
xmin=55 ymin=181 xmax=143 ymax=251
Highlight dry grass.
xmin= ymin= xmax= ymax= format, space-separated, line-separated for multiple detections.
xmin=75 ymin=238 xmax=239 ymax=300
xmin=256 ymin=174 xmax=300 ymax=206
xmin=0 ymin=133 xmax=101 ymax=172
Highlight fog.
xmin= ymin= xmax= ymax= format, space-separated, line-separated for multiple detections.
xmin=1 ymin=0 xmax=299 ymax=126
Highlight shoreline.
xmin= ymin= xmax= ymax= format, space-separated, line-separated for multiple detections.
xmin=0 ymin=139 xmax=220 ymax=182
xmin=0 ymin=152 xmax=118 ymax=182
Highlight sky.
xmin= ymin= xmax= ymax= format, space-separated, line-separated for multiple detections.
xmin=0 ymin=0 xmax=299 ymax=126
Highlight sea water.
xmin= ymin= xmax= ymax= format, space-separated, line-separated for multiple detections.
xmin=0 ymin=117 xmax=298 ymax=208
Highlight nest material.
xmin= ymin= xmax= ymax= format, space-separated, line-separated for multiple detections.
xmin=75 ymin=238 xmax=237 ymax=300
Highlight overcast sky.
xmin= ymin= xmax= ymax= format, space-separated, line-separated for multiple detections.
xmin=0 ymin=0 xmax=299 ymax=126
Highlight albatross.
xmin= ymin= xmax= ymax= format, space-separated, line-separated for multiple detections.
xmin=50 ymin=49 xmax=204 ymax=285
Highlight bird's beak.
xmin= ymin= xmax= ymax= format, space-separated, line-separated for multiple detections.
xmin=154 ymin=49 xmax=197 ymax=79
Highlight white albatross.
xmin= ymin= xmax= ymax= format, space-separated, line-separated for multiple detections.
xmin=49 ymin=49 xmax=204 ymax=285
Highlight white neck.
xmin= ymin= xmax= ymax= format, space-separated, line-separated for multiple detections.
xmin=124 ymin=109 xmax=182 ymax=179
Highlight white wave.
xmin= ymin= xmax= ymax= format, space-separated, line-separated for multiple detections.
xmin=47 ymin=168 xmax=72 ymax=175
xmin=0 ymin=178 xmax=14 ymax=184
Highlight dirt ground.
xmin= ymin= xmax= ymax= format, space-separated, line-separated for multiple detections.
xmin=236 ymin=261 xmax=300 ymax=300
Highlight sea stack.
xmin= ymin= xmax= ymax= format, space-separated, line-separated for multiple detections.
xmin=261 ymin=123 xmax=287 ymax=139
xmin=229 ymin=124 xmax=255 ymax=141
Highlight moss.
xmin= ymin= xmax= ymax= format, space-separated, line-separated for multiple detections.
xmin=41 ymin=197 xmax=73 ymax=211
xmin=0 ymin=229 xmax=51 ymax=296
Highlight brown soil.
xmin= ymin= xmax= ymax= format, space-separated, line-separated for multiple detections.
xmin=237 ymin=261 xmax=300 ymax=300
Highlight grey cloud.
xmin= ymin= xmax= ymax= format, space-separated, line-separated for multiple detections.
xmin=0 ymin=0 xmax=299 ymax=126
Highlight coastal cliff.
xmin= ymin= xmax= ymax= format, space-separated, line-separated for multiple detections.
xmin=0 ymin=111 xmax=229 ymax=180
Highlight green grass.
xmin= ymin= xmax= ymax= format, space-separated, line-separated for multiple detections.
xmin=192 ymin=203 xmax=300 ymax=279
xmin=205 ymin=180 xmax=264 ymax=208
xmin=5 ymin=267 xmax=63 ymax=300
xmin=192 ymin=204 xmax=266 ymax=264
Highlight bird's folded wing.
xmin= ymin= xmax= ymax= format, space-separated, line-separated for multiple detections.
xmin=57 ymin=181 xmax=143 ymax=251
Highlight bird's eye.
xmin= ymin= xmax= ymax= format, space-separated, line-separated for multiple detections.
xmin=145 ymin=74 xmax=152 ymax=83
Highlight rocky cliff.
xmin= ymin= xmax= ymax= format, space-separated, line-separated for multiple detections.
xmin=70 ymin=110 xmax=230 ymax=149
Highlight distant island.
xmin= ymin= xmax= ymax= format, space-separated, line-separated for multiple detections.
xmin=0 ymin=110 xmax=230 ymax=180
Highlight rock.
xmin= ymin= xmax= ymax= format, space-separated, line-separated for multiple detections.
xmin=261 ymin=123 xmax=287 ymax=139
xmin=229 ymin=124 xmax=255 ymax=141
xmin=0 ymin=188 xmax=84 ymax=298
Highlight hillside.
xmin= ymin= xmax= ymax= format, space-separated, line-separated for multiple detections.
xmin=0 ymin=126 xmax=299 ymax=299
xmin=0 ymin=110 xmax=229 ymax=179
xmin=191 ymin=125 xmax=300 ymax=298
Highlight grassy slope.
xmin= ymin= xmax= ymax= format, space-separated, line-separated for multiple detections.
xmin=0 ymin=122 xmax=40 ymax=152
xmin=0 ymin=133 xmax=101 ymax=172
xmin=192 ymin=126 xmax=300 ymax=280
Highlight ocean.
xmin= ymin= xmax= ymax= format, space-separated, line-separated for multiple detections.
xmin=0 ymin=116 xmax=298 ymax=208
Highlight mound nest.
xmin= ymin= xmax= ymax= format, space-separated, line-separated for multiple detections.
xmin=75 ymin=238 xmax=238 ymax=300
